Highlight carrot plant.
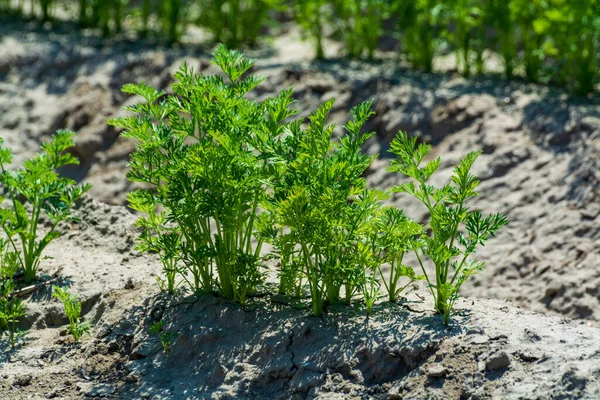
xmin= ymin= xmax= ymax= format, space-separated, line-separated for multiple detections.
xmin=111 ymin=45 xmax=294 ymax=304
xmin=332 ymin=0 xmax=390 ymax=59
xmin=78 ymin=0 xmax=90 ymax=27
xmin=388 ymin=132 xmax=507 ymax=325
xmin=365 ymin=207 xmax=425 ymax=303
xmin=0 ymin=132 xmax=90 ymax=283
xmin=393 ymin=0 xmax=444 ymax=73
xmin=488 ymin=0 xmax=517 ymax=79
xmin=161 ymin=0 xmax=185 ymax=43
xmin=511 ymin=0 xmax=549 ymax=83
xmin=150 ymin=320 xmax=177 ymax=354
xmin=294 ymin=0 xmax=329 ymax=59
xmin=0 ymin=241 xmax=26 ymax=350
xmin=542 ymin=0 xmax=600 ymax=95
xmin=446 ymin=0 xmax=484 ymax=77
xmin=52 ymin=286 xmax=90 ymax=342
xmin=263 ymin=100 xmax=382 ymax=316
xmin=90 ymin=0 xmax=112 ymax=36
xmin=39 ymin=0 xmax=55 ymax=22
xmin=0 ymin=279 xmax=26 ymax=350
xmin=115 ymin=46 xmax=508 ymax=322
xmin=197 ymin=0 xmax=281 ymax=48
xmin=140 ymin=0 xmax=152 ymax=38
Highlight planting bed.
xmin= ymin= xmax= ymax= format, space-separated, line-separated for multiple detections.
xmin=0 ymin=197 xmax=598 ymax=399
xmin=1 ymin=18 xmax=599 ymax=399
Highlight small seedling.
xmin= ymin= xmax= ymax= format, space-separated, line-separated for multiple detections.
xmin=0 ymin=131 xmax=91 ymax=283
xmin=0 ymin=279 xmax=26 ymax=350
xmin=364 ymin=207 xmax=425 ymax=303
xmin=393 ymin=0 xmax=444 ymax=73
xmin=52 ymin=286 xmax=90 ymax=342
xmin=0 ymin=240 xmax=26 ymax=350
xmin=150 ymin=320 xmax=177 ymax=354
xmin=388 ymin=131 xmax=507 ymax=325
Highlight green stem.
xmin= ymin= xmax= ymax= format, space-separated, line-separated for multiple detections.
xmin=415 ymin=250 xmax=436 ymax=302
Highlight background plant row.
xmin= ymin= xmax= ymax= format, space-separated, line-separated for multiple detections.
xmin=0 ymin=0 xmax=598 ymax=95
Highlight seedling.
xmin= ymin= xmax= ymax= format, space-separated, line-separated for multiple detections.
xmin=39 ymin=0 xmax=55 ymax=22
xmin=150 ymin=320 xmax=177 ymax=354
xmin=0 ymin=132 xmax=90 ymax=283
xmin=52 ymin=286 xmax=90 ymax=342
xmin=140 ymin=0 xmax=152 ymax=38
xmin=388 ymin=132 xmax=507 ymax=325
xmin=446 ymin=0 xmax=481 ymax=77
xmin=0 ymin=270 xmax=26 ymax=350
xmin=161 ymin=0 xmax=185 ymax=43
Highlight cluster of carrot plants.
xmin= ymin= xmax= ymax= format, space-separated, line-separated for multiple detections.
xmin=2 ymin=1 xmax=598 ymax=94
xmin=298 ymin=0 xmax=599 ymax=94
xmin=0 ymin=133 xmax=90 ymax=350
xmin=114 ymin=46 xmax=507 ymax=325
xmin=0 ymin=0 xmax=279 ymax=44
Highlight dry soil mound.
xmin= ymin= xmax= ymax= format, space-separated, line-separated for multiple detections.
xmin=1 ymin=20 xmax=599 ymax=326
xmin=0 ymin=198 xmax=598 ymax=399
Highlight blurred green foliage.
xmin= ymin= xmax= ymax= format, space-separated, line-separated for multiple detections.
xmin=0 ymin=0 xmax=598 ymax=94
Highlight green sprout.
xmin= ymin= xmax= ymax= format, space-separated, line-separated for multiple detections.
xmin=52 ymin=286 xmax=90 ymax=343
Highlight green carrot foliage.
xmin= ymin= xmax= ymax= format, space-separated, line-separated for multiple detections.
xmin=262 ymin=99 xmax=384 ymax=316
xmin=150 ymin=319 xmax=178 ymax=354
xmin=0 ymin=132 xmax=90 ymax=283
xmin=388 ymin=132 xmax=508 ymax=325
xmin=52 ymin=285 xmax=90 ymax=342
xmin=0 ymin=247 xmax=26 ymax=350
xmin=197 ymin=0 xmax=281 ymax=48
xmin=112 ymin=45 xmax=507 ymax=323
xmin=111 ymin=45 xmax=285 ymax=305
xmin=332 ymin=0 xmax=390 ymax=59
xmin=393 ymin=0 xmax=444 ymax=73
xmin=293 ymin=0 xmax=329 ymax=59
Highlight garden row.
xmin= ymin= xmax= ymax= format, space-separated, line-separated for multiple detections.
xmin=1 ymin=0 xmax=598 ymax=95
xmin=1 ymin=46 xmax=506 ymax=351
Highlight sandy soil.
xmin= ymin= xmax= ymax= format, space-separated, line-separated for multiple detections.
xmin=0 ymin=197 xmax=598 ymax=399
xmin=1 ymin=17 xmax=599 ymax=399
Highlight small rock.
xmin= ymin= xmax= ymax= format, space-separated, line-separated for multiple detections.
xmin=209 ymin=364 xmax=227 ymax=387
xmin=387 ymin=383 xmax=404 ymax=400
xmin=45 ymin=389 xmax=59 ymax=399
xmin=469 ymin=334 xmax=489 ymax=345
xmin=11 ymin=374 xmax=32 ymax=387
xmin=130 ymin=341 xmax=158 ymax=360
xmin=123 ymin=372 xmax=139 ymax=383
xmin=427 ymin=365 xmax=448 ymax=378
xmin=78 ymin=382 xmax=116 ymax=397
xmin=486 ymin=351 xmax=511 ymax=371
